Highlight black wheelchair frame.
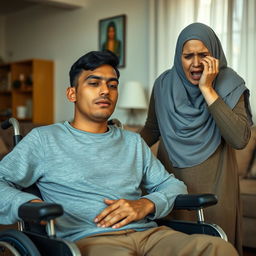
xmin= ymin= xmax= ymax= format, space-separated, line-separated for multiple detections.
xmin=0 ymin=118 xmax=227 ymax=256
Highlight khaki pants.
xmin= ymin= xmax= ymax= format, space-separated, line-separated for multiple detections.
xmin=76 ymin=226 xmax=238 ymax=256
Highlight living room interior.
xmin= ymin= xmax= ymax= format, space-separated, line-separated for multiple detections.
xmin=0 ymin=0 xmax=255 ymax=255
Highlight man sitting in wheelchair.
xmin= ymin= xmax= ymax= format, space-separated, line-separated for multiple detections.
xmin=0 ymin=50 xmax=238 ymax=255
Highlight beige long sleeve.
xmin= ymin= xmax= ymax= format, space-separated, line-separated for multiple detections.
xmin=208 ymin=95 xmax=251 ymax=149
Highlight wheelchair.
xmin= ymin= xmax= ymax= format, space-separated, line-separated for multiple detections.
xmin=0 ymin=118 xmax=227 ymax=256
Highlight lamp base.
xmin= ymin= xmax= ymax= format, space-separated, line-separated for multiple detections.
xmin=125 ymin=109 xmax=137 ymax=126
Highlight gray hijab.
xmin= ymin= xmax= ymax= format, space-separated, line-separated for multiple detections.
xmin=154 ymin=23 xmax=251 ymax=168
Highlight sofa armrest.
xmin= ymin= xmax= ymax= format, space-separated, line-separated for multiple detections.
xmin=235 ymin=125 xmax=256 ymax=177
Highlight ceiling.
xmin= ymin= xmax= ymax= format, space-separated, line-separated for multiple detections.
xmin=0 ymin=0 xmax=87 ymax=16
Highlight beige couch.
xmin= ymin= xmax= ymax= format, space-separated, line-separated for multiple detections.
xmin=235 ymin=125 xmax=256 ymax=248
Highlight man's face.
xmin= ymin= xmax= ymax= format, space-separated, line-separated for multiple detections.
xmin=68 ymin=64 xmax=119 ymax=123
xmin=181 ymin=39 xmax=211 ymax=85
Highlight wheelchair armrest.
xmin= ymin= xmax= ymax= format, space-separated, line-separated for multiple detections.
xmin=173 ymin=194 xmax=217 ymax=210
xmin=18 ymin=202 xmax=64 ymax=222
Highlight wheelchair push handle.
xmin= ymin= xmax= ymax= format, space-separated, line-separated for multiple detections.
xmin=1 ymin=117 xmax=22 ymax=146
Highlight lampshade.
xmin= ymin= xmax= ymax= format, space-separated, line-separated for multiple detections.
xmin=118 ymin=81 xmax=148 ymax=109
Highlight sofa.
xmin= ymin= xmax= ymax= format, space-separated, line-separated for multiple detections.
xmin=0 ymin=123 xmax=256 ymax=248
xmin=235 ymin=125 xmax=256 ymax=248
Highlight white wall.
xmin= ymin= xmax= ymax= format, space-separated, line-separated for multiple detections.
xmin=4 ymin=0 xmax=149 ymax=124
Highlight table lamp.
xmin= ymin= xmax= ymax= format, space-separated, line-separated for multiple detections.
xmin=118 ymin=81 xmax=148 ymax=125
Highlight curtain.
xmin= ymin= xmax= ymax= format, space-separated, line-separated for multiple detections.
xmin=148 ymin=0 xmax=256 ymax=123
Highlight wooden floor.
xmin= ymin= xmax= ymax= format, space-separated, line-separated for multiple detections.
xmin=243 ymin=247 xmax=256 ymax=256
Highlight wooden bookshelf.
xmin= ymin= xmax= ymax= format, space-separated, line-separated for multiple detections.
xmin=0 ymin=59 xmax=54 ymax=124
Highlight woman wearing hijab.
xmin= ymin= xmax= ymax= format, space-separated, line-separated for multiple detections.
xmin=140 ymin=23 xmax=252 ymax=254
xmin=101 ymin=22 xmax=121 ymax=60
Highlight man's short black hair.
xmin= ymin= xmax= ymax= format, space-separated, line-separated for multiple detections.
xmin=69 ymin=50 xmax=120 ymax=87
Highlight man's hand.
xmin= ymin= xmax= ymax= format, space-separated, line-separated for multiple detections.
xmin=29 ymin=199 xmax=43 ymax=203
xmin=94 ymin=198 xmax=155 ymax=229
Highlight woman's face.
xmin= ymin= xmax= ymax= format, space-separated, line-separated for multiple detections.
xmin=181 ymin=39 xmax=211 ymax=85
xmin=108 ymin=26 xmax=115 ymax=40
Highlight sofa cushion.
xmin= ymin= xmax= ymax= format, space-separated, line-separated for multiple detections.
xmin=235 ymin=126 xmax=256 ymax=177
xmin=247 ymin=150 xmax=256 ymax=178
xmin=242 ymin=217 xmax=256 ymax=248
xmin=240 ymin=179 xmax=256 ymax=218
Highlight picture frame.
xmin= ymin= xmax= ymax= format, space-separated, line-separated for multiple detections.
xmin=99 ymin=14 xmax=126 ymax=68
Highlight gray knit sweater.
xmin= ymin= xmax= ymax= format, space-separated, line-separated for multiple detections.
xmin=0 ymin=122 xmax=187 ymax=241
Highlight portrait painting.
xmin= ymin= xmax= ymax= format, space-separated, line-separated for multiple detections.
xmin=99 ymin=15 xmax=126 ymax=67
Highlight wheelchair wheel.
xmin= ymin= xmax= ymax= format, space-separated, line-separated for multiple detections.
xmin=0 ymin=229 xmax=41 ymax=256
xmin=0 ymin=241 xmax=21 ymax=256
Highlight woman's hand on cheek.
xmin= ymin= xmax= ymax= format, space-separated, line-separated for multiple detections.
xmin=199 ymin=56 xmax=219 ymax=90
xmin=198 ymin=56 xmax=220 ymax=105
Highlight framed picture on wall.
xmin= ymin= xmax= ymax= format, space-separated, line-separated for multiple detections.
xmin=99 ymin=14 xmax=126 ymax=67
